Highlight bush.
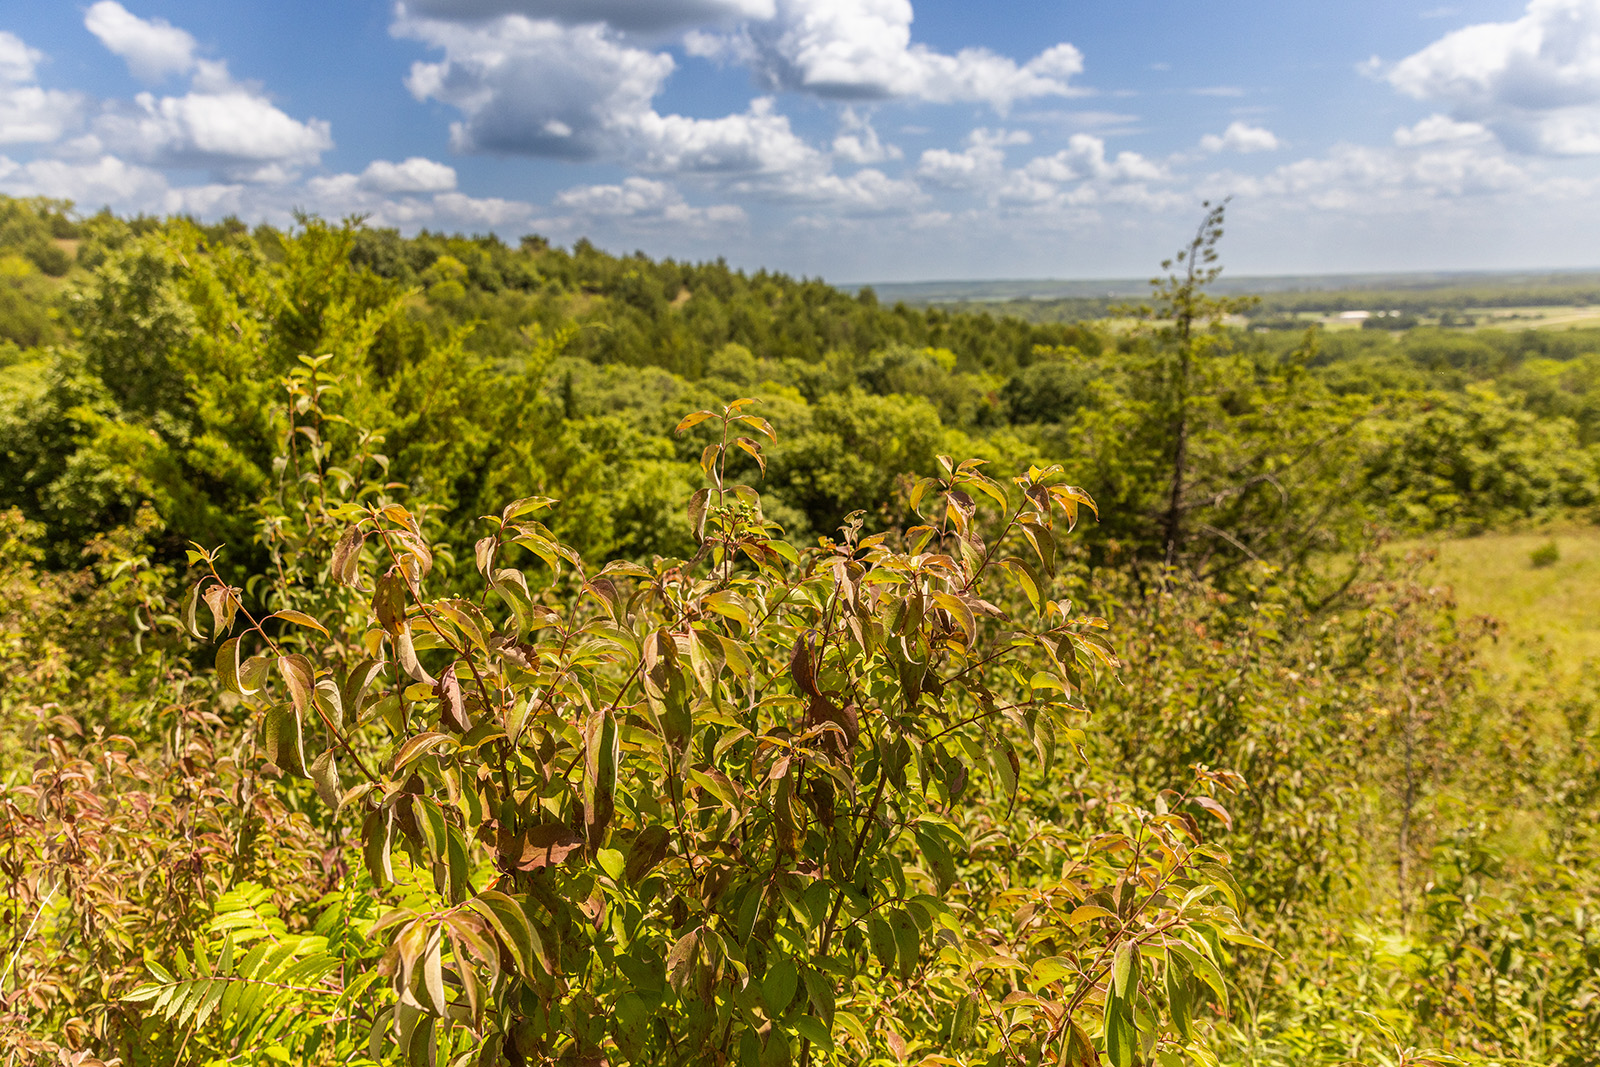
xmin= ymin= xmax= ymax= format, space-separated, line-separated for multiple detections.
xmin=114 ymin=390 xmax=1257 ymax=1066
xmin=1531 ymin=539 xmax=1560 ymax=568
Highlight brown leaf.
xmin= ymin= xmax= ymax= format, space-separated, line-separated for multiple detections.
xmin=789 ymin=633 xmax=820 ymax=699
xmin=331 ymin=525 xmax=365 ymax=586
xmin=804 ymin=696 xmax=859 ymax=758
xmin=436 ymin=664 xmax=471 ymax=733
xmin=276 ymin=654 xmax=315 ymax=715
xmin=508 ymin=823 xmax=585 ymax=870
xmin=201 ymin=583 xmax=237 ymax=638
xmin=1193 ymin=795 xmax=1234 ymax=831
xmin=624 ymin=826 xmax=672 ymax=884
xmin=373 ymin=569 xmax=408 ymax=635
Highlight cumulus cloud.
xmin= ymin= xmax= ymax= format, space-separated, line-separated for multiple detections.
xmin=400 ymin=16 xmax=673 ymax=159
xmin=0 ymin=31 xmax=42 ymax=85
xmin=0 ymin=32 xmax=87 ymax=145
xmin=360 ymin=156 xmax=457 ymax=193
xmin=733 ymin=164 xmax=922 ymax=213
xmin=0 ymin=86 xmax=83 ymax=146
xmin=399 ymin=0 xmax=774 ymax=32
xmin=555 ymin=176 xmax=746 ymax=226
xmin=915 ymin=127 xmax=1172 ymax=217
xmin=1023 ymin=133 xmax=1167 ymax=183
xmin=432 ymin=191 xmax=535 ymax=226
xmin=0 ymin=151 xmax=207 ymax=213
xmin=688 ymin=0 xmax=1085 ymax=112
xmin=1224 ymin=142 xmax=1533 ymax=210
xmin=1199 ymin=121 xmax=1280 ymax=153
xmin=1393 ymin=113 xmax=1494 ymax=145
xmin=832 ymin=107 xmax=901 ymax=163
xmin=1383 ymin=0 xmax=1600 ymax=154
xmin=90 ymin=59 xmax=331 ymax=180
xmin=632 ymin=97 xmax=818 ymax=173
xmin=916 ymin=128 xmax=1027 ymax=189
xmin=84 ymin=1 xmax=198 ymax=82
xmin=398 ymin=12 xmax=826 ymax=179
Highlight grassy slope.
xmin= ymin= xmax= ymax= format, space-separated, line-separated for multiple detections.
xmin=1418 ymin=528 xmax=1600 ymax=682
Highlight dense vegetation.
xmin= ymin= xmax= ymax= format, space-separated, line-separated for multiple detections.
xmin=4 ymin=193 xmax=1600 ymax=1066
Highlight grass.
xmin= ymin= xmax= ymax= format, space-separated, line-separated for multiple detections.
xmin=1411 ymin=527 xmax=1600 ymax=683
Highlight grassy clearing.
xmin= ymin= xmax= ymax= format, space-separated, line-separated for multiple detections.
xmin=1410 ymin=527 xmax=1600 ymax=682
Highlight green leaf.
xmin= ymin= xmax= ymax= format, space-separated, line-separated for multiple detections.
xmin=791 ymin=1015 xmax=832 ymax=1055
xmin=762 ymin=956 xmax=798 ymax=1016
xmin=890 ymin=910 xmax=920 ymax=980
xmin=216 ymin=637 xmax=243 ymax=694
xmin=1028 ymin=956 xmax=1074 ymax=987
xmin=465 ymin=891 xmax=546 ymax=983
xmin=1112 ymin=940 xmax=1138 ymax=997
xmin=950 ymin=993 xmax=978 ymax=1046
xmin=262 ymin=705 xmax=306 ymax=777
xmin=180 ymin=581 xmax=205 ymax=640
xmin=596 ymin=848 xmax=625 ymax=881
xmin=1103 ymin=987 xmax=1136 ymax=1067
xmin=914 ymin=826 xmax=957 ymax=895
xmin=393 ymin=731 xmax=456 ymax=772
xmin=1166 ymin=959 xmax=1193 ymax=1041
xmin=1061 ymin=1021 xmax=1097 ymax=1067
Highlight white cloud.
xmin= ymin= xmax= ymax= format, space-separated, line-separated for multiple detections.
xmin=1199 ymin=121 xmax=1280 ymax=153
xmin=399 ymin=0 xmax=774 ymax=33
xmin=555 ymin=176 xmax=746 ymax=226
xmin=1225 ymin=141 xmax=1533 ymax=210
xmin=433 ymin=191 xmax=535 ymax=226
xmin=915 ymin=128 xmax=1026 ymax=189
xmin=94 ymin=62 xmax=332 ymax=179
xmin=1384 ymin=0 xmax=1600 ymax=154
xmin=0 ymin=31 xmax=42 ymax=85
xmin=832 ymin=106 xmax=901 ymax=164
xmin=0 ymin=152 xmax=180 ymax=211
xmin=0 ymin=32 xmax=86 ymax=145
xmin=742 ymin=165 xmax=922 ymax=213
xmin=397 ymin=12 xmax=826 ymax=179
xmin=399 ymin=15 xmax=674 ymax=159
xmin=1393 ymin=113 xmax=1493 ymax=145
xmin=0 ymin=87 xmax=87 ymax=145
xmin=689 ymin=0 xmax=1085 ymax=112
xmin=632 ymin=97 xmax=818 ymax=173
xmin=84 ymin=1 xmax=198 ymax=82
xmin=915 ymin=128 xmax=1173 ymax=219
xmin=1024 ymin=133 xmax=1167 ymax=183
xmin=360 ymin=156 xmax=457 ymax=193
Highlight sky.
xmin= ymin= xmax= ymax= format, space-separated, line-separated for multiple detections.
xmin=2 ymin=0 xmax=1599 ymax=281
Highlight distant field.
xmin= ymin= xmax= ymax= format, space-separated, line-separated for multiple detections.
xmin=1411 ymin=529 xmax=1600 ymax=682
xmin=1471 ymin=305 xmax=1600 ymax=330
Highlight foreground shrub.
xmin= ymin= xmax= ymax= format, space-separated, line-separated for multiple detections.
xmin=108 ymin=394 xmax=1261 ymax=1066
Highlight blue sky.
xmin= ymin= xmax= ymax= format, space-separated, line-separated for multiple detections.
xmin=2 ymin=0 xmax=1598 ymax=281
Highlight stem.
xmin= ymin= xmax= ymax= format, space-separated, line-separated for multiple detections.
xmin=204 ymin=563 xmax=383 ymax=789
xmin=0 ymin=880 xmax=56 ymax=997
